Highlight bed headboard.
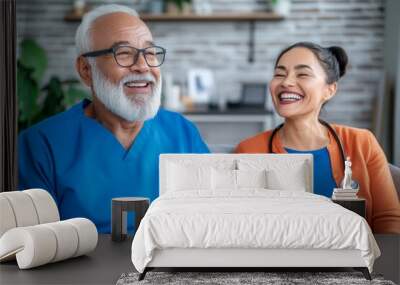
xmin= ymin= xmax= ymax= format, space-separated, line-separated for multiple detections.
xmin=159 ymin=154 xmax=313 ymax=195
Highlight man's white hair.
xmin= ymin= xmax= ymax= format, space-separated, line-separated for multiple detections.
xmin=75 ymin=4 xmax=139 ymax=56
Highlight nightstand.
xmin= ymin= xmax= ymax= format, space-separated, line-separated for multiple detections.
xmin=331 ymin=197 xmax=366 ymax=218
xmin=111 ymin=197 xmax=150 ymax=242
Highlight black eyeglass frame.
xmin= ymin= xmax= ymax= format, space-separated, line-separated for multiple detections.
xmin=81 ymin=45 xmax=166 ymax=68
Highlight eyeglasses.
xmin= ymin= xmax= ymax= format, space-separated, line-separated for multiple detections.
xmin=82 ymin=45 xmax=166 ymax=68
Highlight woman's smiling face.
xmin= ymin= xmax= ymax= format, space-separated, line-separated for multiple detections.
xmin=269 ymin=47 xmax=336 ymax=120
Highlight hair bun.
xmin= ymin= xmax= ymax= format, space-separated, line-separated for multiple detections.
xmin=328 ymin=46 xmax=348 ymax=77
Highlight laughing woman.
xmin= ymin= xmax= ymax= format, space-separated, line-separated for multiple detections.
xmin=235 ymin=42 xmax=400 ymax=234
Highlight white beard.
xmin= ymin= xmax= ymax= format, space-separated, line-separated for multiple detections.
xmin=90 ymin=63 xmax=161 ymax=122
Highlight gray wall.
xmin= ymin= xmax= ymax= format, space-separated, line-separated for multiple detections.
xmin=17 ymin=0 xmax=386 ymax=129
xmin=383 ymin=0 xmax=400 ymax=165
xmin=380 ymin=0 xmax=400 ymax=164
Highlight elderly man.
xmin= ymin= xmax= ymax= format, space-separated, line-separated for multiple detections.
xmin=18 ymin=5 xmax=209 ymax=233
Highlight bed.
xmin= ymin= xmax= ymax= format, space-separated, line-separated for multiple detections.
xmin=131 ymin=154 xmax=380 ymax=280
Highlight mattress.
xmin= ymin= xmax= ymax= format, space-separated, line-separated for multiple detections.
xmin=131 ymin=190 xmax=380 ymax=273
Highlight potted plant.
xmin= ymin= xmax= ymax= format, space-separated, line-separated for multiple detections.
xmin=165 ymin=0 xmax=192 ymax=14
xmin=17 ymin=39 xmax=88 ymax=131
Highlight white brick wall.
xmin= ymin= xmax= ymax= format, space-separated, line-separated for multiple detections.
xmin=17 ymin=0 xmax=385 ymax=129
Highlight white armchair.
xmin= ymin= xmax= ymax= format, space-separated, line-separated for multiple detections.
xmin=0 ymin=189 xmax=98 ymax=269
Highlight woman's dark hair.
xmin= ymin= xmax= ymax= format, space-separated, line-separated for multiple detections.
xmin=274 ymin=42 xmax=348 ymax=84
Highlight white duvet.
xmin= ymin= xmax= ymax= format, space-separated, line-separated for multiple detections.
xmin=131 ymin=190 xmax=380 ymax=273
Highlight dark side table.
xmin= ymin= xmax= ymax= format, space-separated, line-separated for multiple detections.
xmin=332 ymin=197 xmax=366 ymax=218
xmin=111 ymin=197 xmax=150 ymax=242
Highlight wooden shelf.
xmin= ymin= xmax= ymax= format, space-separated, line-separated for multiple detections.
xmin=64 ymin=11 xmax=284 ymax=63
xmin=64 ymin=12 xmax=284 ymax=22
xmin=140 ymin=12 xmax=284 ymax=22
xmin=64 ymin=14 xmax=84 ymax=22
xmin=64 ymin=8 xmax=91 ymax=22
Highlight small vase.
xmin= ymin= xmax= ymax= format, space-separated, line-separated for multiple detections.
xmin=272 ymin=0 xmax=291 ymax=16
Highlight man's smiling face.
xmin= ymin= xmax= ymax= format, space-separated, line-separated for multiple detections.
xmin=87 ymin=12 xmax=162 ymax=122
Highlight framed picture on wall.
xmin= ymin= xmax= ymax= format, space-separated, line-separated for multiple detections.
xmin=240 ymin=83 xmax=268 ymax=109
xmin=187 ymin=69 xmax=215 ymax=104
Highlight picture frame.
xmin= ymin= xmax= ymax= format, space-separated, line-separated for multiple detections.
xmin=187 ymin=68 xmax=215 ymax=104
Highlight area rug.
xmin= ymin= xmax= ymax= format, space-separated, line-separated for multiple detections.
xmin=116 ymin=271 xmax=396 ymax=285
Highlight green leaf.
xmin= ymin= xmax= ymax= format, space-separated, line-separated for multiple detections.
xmin=19 ymin=39 xmax=48 ymax=83
xmin=166 ymin=0 xmax=191 ymax=11
xmin=17 ymin=62 xmax=40 ymax=126
xmin=37 ymin=77 xmax=65 ymax=121
xmin=63 ymin=85 xmax=89 ymax=108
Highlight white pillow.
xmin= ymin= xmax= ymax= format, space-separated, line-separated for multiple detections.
xmin=238 ymin=158 xmax=309 ymax=192
xmin=266 ymin=167 xmax=307 ymax=191
xmin=211 ymin=169 xmax=236 ymax=190
xmin=167 ymin=163 xmax=211 ymax=191
xmin=237 ymin=169 xmax=267 ymax=189
xmin=211 ymin=169 xmax=267 ymax=190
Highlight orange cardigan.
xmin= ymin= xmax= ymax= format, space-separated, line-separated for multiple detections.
xmin=235 ymin=124 xmax=400 ymax=234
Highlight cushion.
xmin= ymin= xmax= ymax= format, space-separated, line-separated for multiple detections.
xmin=0 ymin=189 xmax=60 ymax=238
xmin=23 ymin=189 xmax=60 ymax=224
xmin=237 ymin=169 xmax=267 ymax=189
xmin=0 ymin=190 xmax=98 ymax=269
xmin=0 ymin=218 xmax=97 ymax=269
xmin=266 ymin=168 xmax=307 ymax=191
xmin=238 ymin=158 xmax=309 ymax=192
xmin=0 ymin=196 xmax=16 ymax=237
xmin=42 ymin=221 xmax=79 ymax=262
xmin=167 ymin=162 xmax=212 ymax=191
xmin=212 ymin=169 xmax=236 ymax=190
xmin=211 ymin=169 xmax=267 ymax=190
xmin=0 ymin=191 xmax=39 ymax=228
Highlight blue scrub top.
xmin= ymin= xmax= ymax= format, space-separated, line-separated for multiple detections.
xmin=285 ymin=147 xmax=337 ymax=197
xmin=18 ymin=99 xmax=209 ymax=233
